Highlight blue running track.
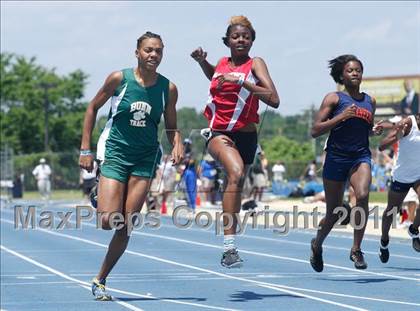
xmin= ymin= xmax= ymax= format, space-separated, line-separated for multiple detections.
xmin=1 ymin=200 xmax=419 ymax=311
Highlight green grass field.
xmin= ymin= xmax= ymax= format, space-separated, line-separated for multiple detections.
xmin=2 ymin=189 xmax=389 ymax=204
xmin=369 ymin=191 xmax=388 ymax=204
xmin=1 ymin=189 xmax=84 ymax=201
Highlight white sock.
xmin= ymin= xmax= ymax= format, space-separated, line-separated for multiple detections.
xmin=224 ymin=235 xmax=236 ymax=252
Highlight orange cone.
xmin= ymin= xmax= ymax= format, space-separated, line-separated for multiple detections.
xmin=161 ymin=201 xmax=167 ymax=214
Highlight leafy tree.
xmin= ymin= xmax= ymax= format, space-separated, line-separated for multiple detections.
xmin=1 ymin=52 xmax=88 ymax=154
xmin=261 ymin=136 xmax=314 ymax=163
xmin=1 ymin=52 xmax=326 ymax=175
xmin=158 ymin=107 xmax=208 ymax=155
xmin=261 ymin=135 xmax=315 ymax=179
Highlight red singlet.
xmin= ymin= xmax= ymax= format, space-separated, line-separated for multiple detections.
xmin=204 ymin=57 xmax=259 ymax=131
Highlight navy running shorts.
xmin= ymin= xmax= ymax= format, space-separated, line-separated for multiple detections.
xmin=323 ymin=150 xmax=371 ymax=182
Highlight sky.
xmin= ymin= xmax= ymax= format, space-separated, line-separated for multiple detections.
xmin=1 ymin=1 xmax=419 ymax=117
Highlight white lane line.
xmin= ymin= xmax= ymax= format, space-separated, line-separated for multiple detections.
xmin=5 ymin=215 xmax=419 ymax=307
xmin=4 ymin=206 xmax=416 ymax=260
xmin=0 ymin=244 xmax=238 ymax=311
xmin=8 ymin=272 xmax=410 ymax=286
xmin=239 ymin=232 xmax=418 ymax=261
xmin=266 ymin=283 xmax=420 ymax=307
xmin=2 ymin=281 xmax=75 ymax=285
xmin=1 ymin=245 xmax=144 ymax=311
xmin=291 ymin=228 xmax=405 ymax=243
xmin=1 ymin=220 xmax=369 ymax=311
xmin=130 ymin=230 xmax=420 ymax=282
xmin=31 ymin=209 xmax=416 ymax=279
xmin=66 ymin=272 xmax=384 ymax=277
xmin=3 ymin=214 xmax=419 ymax=282
xmin=157 ymin=222 xmax=419 ymax=261
xmin=85 ymin=285 xmax=145 ymax=311
xmin=1 ymin=274 xmax=54 ymax=277
xmin=157 ymin=213 xmax=406 ymax=243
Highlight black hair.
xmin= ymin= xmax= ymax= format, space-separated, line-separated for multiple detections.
xmin=137 ymin=31 xmax=163 ymax=48
xmin=328 ymin=54 xmax=363 ymax=84
xmin=222 ymin=16 xmax=256 ymax=47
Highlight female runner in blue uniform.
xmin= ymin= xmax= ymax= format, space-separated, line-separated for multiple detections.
xmin=310 ymin=55 xmax=383 ymax=272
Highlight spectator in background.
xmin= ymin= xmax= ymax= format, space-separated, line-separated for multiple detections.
xmin=32 ymin=158 xmax=52 ymax=200
xmin=147 ymin=165 xmax=162 ymax=212
xmin=199 ymin=153 xmax=217 ymax=206
xmin=251 ymin=149 xmax=268 ymax=202
xmin=80 ymin=160 xmax=98 ymax=201
xmin=372 ymin=157 xmax=387 ymax=192
xmin=183 ymin=138 xmax=193 ymax=163
xmin=159 ymin=154 xmax=177 ymax=212
xmin=400 ymin=80 xmax=419 ymax=115
xmin=12 ymin=173 xmax=23 ymax=199
xmin=183 ymin=158 xmax=198 ymax=213
xmin=381 ymin=149 xmax=394 ymax=187
xmin=272 ymin=161 xmax=286 ymax=183
xmin=303 ymin=160 xmax=317 ymax=182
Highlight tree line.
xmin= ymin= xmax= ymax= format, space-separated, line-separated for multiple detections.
xmin=1 ymin=52 xmax=320 ymax=164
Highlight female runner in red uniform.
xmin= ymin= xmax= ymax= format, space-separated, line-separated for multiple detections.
xmin=191 ymin=16 xmax=279 ymax=268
